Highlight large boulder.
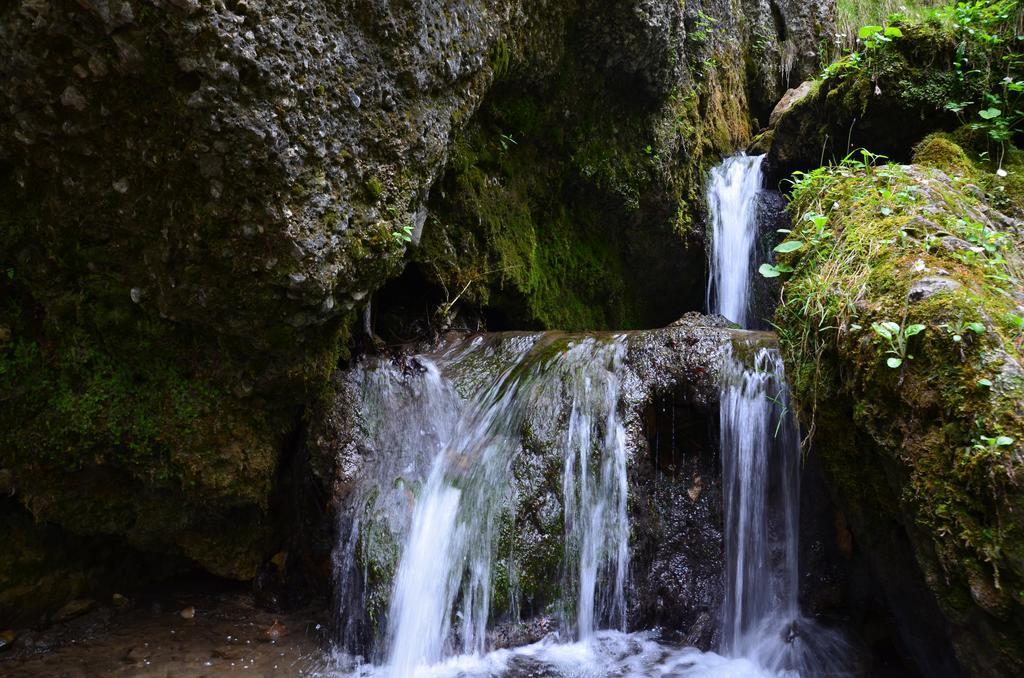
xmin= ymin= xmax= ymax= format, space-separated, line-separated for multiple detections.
xmin=0 ymin=0 xmax=834 ymax=621
xmin=772 ymin=141 xmax=1024 ymax=676
xmin=757 ymin=16 xmax=993 ymax=184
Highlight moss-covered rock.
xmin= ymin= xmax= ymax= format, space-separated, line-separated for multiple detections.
xmin=771 ymin=141 xmax=1024 ymax=675
xmin=417 ymin=0 xmax=832 ymax=331
xmin=762 ymin=7 xmax=1018 ymax=184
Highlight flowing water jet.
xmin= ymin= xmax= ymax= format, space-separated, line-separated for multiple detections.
xmin=707 ymin=154 xmax=765 ymax=327
xmin=708 ymin=151 xmax=856 ymax=675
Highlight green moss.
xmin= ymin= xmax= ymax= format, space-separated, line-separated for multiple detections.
xmin=913 ymin=132 xmax=978 ymax=177
xmin=417 ymin=98 xmax=646 ymax=331
xmin=417 ymin=40 xmax=750 ymax=331
xmin=0 ymin=173 xmax=336 ymax=580
xmin=773 ymin=147 xmax=1024 ymax=670
xmin=365 ymin=176 xmax=384 ymax=202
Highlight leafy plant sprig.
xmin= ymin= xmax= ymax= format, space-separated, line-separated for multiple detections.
xmin=392 ymin=224 xmax=414 ymax=245
xmin=872 ymin=320 xmax=926 ymax=368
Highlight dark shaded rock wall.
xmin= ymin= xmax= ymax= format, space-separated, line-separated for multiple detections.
xmin=0 ymin=0 xmax=834 ymax=623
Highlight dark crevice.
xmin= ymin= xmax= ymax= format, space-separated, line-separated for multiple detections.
xmin=258 ymin=407 xmax=330 ymax=613
xmin=769 ymin=0 xmax=788 ymax=43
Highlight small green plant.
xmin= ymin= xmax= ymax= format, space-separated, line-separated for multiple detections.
xmin=858 ymin=23 xmax=903 ymax=49
xmin=759 ymin=212 xmax=834 ymax=278
xmin=498 ymin=133 xmax=517 ymax=151
xmin=959 ymin=217 xmax=1010 ymax=253
xmin=392 ymin=224 xmax=414 ymax=245
xmin=969 ymin=434 xmax=1016 ymax=457
xmin=758 ymin=262 xmax=794 ymax=278
xmin=871 ymin=320 xmax=926 ymax=368
xmin=688 ymin=10 xmax=718 ymax=44
xmin=941 ymin=319 xmax=986 ymax=343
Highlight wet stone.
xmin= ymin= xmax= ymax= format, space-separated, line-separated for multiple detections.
xmin=908 ymin=276 xmax=962 ymax=302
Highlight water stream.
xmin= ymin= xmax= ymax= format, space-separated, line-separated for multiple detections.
xmin=707 ymin=153 xmax=765 ymax=328
xmin=327 ymin=334 xmax=641 ymax=676
xmin=711 ymin=154 xmax=852 ymax=674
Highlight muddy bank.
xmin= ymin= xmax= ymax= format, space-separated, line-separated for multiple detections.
xmin=1 ymin=581 xmax=327 ymax=677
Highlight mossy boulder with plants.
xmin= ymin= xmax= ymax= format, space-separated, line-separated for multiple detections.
xmin=769 ymin=138 xmax=1024 ymax=675
xmin=764 ymin=0 xmax=1021 ymax=183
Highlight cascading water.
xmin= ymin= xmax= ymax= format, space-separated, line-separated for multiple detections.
xmin=710 ymin=154 xmax=854 ymax=675
xmin=328 ymin=334 xmax=634 ymax=676
xmin=719 ymin=347 xmax=852 ymax=675
xmin=320 ymin=153 xmax=854 ymax=677
xmin=707 ymin=153 xmax=765 ymax=327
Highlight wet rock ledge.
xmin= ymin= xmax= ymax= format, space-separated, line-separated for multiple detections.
xmin=309 ymin=315 xmax=781 ymax=654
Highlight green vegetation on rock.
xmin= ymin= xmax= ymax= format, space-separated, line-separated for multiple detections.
xmin=768 ymin=0 xmax=1022 ymax=181
xmin=770 ymin=135 xmax=1024 ymax=673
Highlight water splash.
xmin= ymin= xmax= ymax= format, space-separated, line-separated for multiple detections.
xmin=707 ymin=154 xmax=765 ymax=328
xmin=325 ymin=630 xmax=776 ymax=678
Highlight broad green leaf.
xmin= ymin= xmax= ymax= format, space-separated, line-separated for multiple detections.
xmin=978 ymin=378 xmax=993 ymax=387
xmin=884 ymin=26 xmax=903 ymax=37
xmin=996 ymin=436 xmax=1014 ymax=446
xmin=858 ymin=25 xmax=883 ymax=39
xmin=774 ymin=240 xmax=804 ymax=253
xmin=979 ymin=107 xmax=1002 ymax=120
xmin=871 ymin=322 xmax=893 ymax=340
xmin=882 ymin=321 xmax=901 ymax=335
xmin=966 ymin=322 xmax=986 ymax=334
xmin=886 ymin=357 xmax=903 ymax=368
xmin=903 ymin=324 xmax=925 ymax=337
xmin=758 ymin=263 xmax=781 ymax=278
xmin=804 ymin=212 xmax=828 ymax=229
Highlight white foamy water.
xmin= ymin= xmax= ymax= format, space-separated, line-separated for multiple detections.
xmin=322 ymin=630 xmax=775 ymax=678
xmin=707 ymin=154 xmax=765 ymax=328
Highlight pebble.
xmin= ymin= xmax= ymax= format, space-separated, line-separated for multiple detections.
xmin=0 ymin=630 xmax=16 ymax=651
xmin=261 ymin=620 xmax=287 ymax=642
xmin=53 ymin=598 xmax=96 ymax=623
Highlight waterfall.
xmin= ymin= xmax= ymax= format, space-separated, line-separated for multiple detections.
xmin=718 ymin=346 xmax=853 ymax=676
xmin=720 ymin=347 xmax=800 ymax=665
xmin=707 ymin=154 xmax=765 ymax=328
xmin=331 ymin=334 xmax=631 ymax=675
xmin=320 ymin=154 xmax=855 ymax=677
xmin=709 ymin=153 xmax=854 ymax=675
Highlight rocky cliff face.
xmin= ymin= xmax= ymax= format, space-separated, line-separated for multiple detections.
xmin=0 ymin=0 xmax=834 ymax=623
